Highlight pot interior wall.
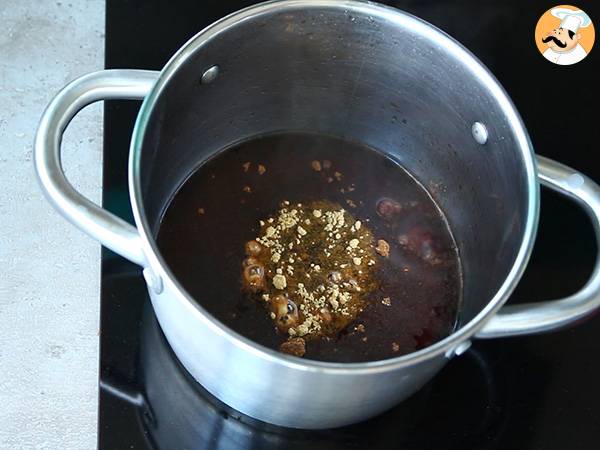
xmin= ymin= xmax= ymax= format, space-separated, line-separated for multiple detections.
xmin=139 ymin=4 xmax=530 ymax=327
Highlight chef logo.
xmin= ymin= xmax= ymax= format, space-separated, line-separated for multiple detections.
xmin=535 ymin=5 xmax=595 ymax=65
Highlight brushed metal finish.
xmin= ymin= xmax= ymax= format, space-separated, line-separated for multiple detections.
xmin=34 ymin=69 xmax=160 ymax=267
xmin=35 ymin=0 xmax=600 ymax=429
xmin=477 ymin=156 xmax=600 ymax=338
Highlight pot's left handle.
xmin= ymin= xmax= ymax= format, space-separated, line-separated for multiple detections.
xmin=34 ymin=70 xmax=160 ymax=266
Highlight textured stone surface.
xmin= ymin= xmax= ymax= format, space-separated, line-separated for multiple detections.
xmin=0 ymin=1 xmax=104 ymax=448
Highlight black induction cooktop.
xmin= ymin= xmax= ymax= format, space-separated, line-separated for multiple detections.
xmin=100 ymin=1 xmax=600 ymax=448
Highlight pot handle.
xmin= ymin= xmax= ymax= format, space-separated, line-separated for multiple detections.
xmin=477 ymin=156 xmax=600 ymax=338
xmin=34 ymin=69 xmax=160 ymax=267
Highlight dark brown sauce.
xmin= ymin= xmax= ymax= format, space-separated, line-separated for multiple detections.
xmin=157 ymin=133 xmax=462 ymax=362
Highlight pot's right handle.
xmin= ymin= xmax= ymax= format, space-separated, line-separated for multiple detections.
xmin=477 ymin=156 xmax=600 ymax=338
xmin=34 ymin=69 xmax=160 ymax=267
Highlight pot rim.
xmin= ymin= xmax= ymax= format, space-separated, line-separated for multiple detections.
xmin=129 ymin=0 xmax=539 ymax=374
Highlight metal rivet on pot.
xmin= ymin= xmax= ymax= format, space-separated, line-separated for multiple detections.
xmin=143 ymin=267 xmax=163 ymax=294
xmin=454 ymin=340 xmax=472 ymax=356
xmin=471 ymin=122 xmax=488 ymax=145
xmin=201 ymin=65 xmax=220 ymax=84
xmin=445 ymin=340 xmax=472 ymax=358
xmin=567 ymin=173 xmax=585 ymax=189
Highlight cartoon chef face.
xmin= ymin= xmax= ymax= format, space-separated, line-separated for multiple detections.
xmin=542 ymin=27 xmax=581 ymax=52
xmin=536 ymin=6 xmax=594 ymax=66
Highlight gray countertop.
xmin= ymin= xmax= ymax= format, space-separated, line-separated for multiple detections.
xmin=0 ymin=1 xmax=105 ymax=448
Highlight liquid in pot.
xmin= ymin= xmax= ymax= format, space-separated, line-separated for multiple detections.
xmin=157 ymin=132 xmax=462 ymax=362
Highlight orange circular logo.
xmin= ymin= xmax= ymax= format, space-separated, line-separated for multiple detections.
xmin=535 ymin=5 xmax=595 ymax=65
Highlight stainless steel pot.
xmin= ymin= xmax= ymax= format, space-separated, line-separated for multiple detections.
xmin=35 ymin=0 xmax=600 ymax=429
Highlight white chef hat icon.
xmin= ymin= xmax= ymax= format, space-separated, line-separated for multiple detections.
xmin=551 ymin=7 xmax=592 ymax=33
